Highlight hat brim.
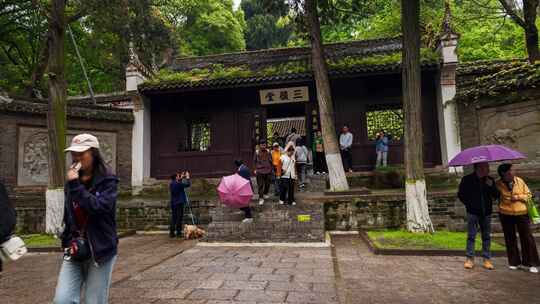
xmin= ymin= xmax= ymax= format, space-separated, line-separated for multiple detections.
xmin=64 ymin=146 xmax=91 ymax=153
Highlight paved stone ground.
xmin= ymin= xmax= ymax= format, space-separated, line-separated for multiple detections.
xmin=1 ymin=234 xmax=540 ymax=303
xmin=0 ymin=235 xmax=194 ymax=304
xmin=332 ymin=235 xmax=540 ymax=304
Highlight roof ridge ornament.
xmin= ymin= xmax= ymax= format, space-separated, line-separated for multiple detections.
xmin=441 ymin=0 xmax=458 ymax=37
xmin=127 ymin=41 xmax=155 ymax=78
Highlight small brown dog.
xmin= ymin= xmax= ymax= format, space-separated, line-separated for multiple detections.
xmin=184 ymin=224 xmax=205 ymax=239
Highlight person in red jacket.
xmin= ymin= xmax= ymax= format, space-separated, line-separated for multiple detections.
xmin=254 ymin=140 xmax=273 ymax=205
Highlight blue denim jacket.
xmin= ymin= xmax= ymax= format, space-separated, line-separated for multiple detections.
xmin=375 ymin=136 xmax=389 ymax=152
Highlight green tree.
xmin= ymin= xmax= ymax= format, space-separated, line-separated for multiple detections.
xmin=241 ymin=0 xmax=293 ymax=50
xmin=160 ymin=0 xmax=246 ymax=56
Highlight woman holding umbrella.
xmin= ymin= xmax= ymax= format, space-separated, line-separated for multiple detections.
xmin=450 ymin=144 xmax=526 ymax=270
xmin=496 ymin=163 xmax=539 ymax=273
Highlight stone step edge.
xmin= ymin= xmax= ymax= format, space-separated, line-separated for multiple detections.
xmin=197 ymin=232 xmax=331 ymax=248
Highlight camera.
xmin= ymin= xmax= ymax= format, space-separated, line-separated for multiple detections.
xmin=63 ymin=238 xmax=91 ymax=261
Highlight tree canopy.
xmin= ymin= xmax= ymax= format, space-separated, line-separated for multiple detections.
xmin=0 ymin=0 xmax=537 ymax=96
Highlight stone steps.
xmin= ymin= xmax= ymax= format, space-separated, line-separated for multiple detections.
xmin=204 ymin=200 xmax=325 ymax=243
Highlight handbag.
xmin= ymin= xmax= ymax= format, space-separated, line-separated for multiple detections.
xmin=67 ymin=237 xmax=91 ymax=261
xmin=0 ymin=236 xmax=27 ymax=262
xmin=67 ymin=200 xmax=92 ymax=262
xmin=526 ymin=198 xmax=540 ymax=225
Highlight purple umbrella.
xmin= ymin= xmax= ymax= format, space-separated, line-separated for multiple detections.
xmin=448 ymin=145 xmax=526 ymax=167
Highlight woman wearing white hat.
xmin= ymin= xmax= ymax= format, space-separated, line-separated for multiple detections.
xmin=53 ymin=134 xmax=119 ymax=304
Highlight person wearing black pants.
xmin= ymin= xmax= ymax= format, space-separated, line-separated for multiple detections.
xmin=169 ymin=171 xmax=191 ymax=238
xmin=279 ymin=143 xmax=297 ymax=206
xmin=279 ymin=177 xmax=295 ymax=206
xmin=339 ymin=125 xmax=354 ymax=172
xmin=496 ymin=163 xmax=539 ymax=273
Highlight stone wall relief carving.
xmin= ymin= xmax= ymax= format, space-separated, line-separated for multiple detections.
xmin=18 ymin=127 xmax=117 ymax=186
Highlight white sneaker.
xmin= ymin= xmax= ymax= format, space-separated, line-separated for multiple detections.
xmin=263 ymin=195 xmax=270 ymax=199
xmin=242 ymin=218 xmax=253 ymax=223
xmin=509 ymin=266 xmax=519 ymax=270
xmin=259 ymin=199 xmax=264 ymax=205
xmin=529 ymin=266 xmax=539 ymax=273
xmin=291 ymin=201 xmax=297 ymax=206
xmin=279 ymin=200 xmax=284 ymax=205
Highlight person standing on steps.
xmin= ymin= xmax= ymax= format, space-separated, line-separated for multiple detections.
xmin=457 ymin=162 xmax=500 ymax=271
xmin=235 ymin=160 xmax=254 ymax=223
xmin=313 ymin=130 xmax=327 ymax=175
xmin=295 ymin=138 xmax=309 ymax=191
xmin=169 ymin=170 xmax=191 ymax=238
xmin=254 ymin=140 xmax=273 ymax=205
xmin=271 ymin=142 xmax=282 ymax=197
xmin=54 ymin=134 xmax=118 ymax=304
xmin=496 ymin=163 xmax=539 ymax=273
xmin=339 ymin=125 xmax=354 ymax=173
xmin=279 ymin=143 xmax=297 ymax=206
xmin=375 ymin=130 xmax=389 ymax=168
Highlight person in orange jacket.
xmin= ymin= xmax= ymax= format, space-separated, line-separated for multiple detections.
xmin=271 ymin=142 xmax=282 ymax=197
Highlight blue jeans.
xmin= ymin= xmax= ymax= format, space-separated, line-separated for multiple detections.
xmin=466 ymin=213 xmax=491 ymax=259
xmin=54 ymin=255 xmax=117 ymax=304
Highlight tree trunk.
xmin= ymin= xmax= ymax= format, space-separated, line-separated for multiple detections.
xmin=305 ymin=0 xmax=348 ymax=192
xmin=46 ymin=0 xmax=67 ymax=188
xmin=401 ymin=0 xmax=433 ymax=233
xmin=523 ymin=0 xmax=540 ymax=63
xmin=23 ymin=35 xmax=50 ymax=97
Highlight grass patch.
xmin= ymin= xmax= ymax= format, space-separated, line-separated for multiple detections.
xmin=21 ymin=234 xmax=60 ymax=247
xmin=367 ymin=230 xmax=506 ymax=251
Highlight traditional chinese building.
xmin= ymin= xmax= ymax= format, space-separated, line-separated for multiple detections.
xmin=124 ymin=35 xmax=458 ymax=181
xmin=113 ymin=7 xmax=463 ymax=185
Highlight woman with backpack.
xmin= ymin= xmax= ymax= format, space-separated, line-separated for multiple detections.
xmin=53 ymin=134 xmax=118 ymax=304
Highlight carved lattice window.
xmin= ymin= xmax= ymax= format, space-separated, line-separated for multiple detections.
xmin=366 ymin=105 xmax=404 ymax=141
xmin=188 ymin=119 xmax=211 ymax=151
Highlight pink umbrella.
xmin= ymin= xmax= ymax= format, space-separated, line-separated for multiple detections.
xmin=217 ymin=174 xmax=253 ymax=208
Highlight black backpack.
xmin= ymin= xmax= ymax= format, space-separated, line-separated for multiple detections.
xmin=0 ymin=183 xmax=16 ymax=242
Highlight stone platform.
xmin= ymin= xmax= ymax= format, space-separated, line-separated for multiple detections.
xmin=204 ymin=200 xmax=325 ymax=243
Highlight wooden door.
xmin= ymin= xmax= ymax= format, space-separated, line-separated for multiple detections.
xmin=237 ymin=111 xmax=255 ymax=170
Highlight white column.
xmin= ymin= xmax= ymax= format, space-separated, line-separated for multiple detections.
xmin=436 ymin=33 xmax=462 ymax=171
xmin=125 ymin=46 xmax=152 ymax=189
xmin=131 ymin=95 xmax=151 ymax=189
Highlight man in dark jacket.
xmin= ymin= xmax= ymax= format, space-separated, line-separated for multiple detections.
xmin=458 ymin=162 xmax=500 ymax=270
xmin=0 ymin=182 xmax=16 ymax=273
xmin=169 ymin=171 xmax=191 ymax=238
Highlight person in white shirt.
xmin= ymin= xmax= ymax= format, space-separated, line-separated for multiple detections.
xmin=294 ymin=138 xmax=309 ymax=190
xmin=339 ymin=125 xmax=354 ymax=172
xmin=279 ymin=143 xmax=297 ymax=206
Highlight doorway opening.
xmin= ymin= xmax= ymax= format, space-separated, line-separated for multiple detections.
xmin=265 ymin=103 xmax=307 ymax=147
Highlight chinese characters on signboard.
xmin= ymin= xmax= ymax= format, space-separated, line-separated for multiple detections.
xmin=259 ymin=86 xmax=309 ymax=105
